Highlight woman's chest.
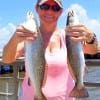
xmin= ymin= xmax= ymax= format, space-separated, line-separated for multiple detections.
xmin=45 ymin=48 xmax=67 ymax=77
xmin=45 ymin=47 xmax=67 ymax=67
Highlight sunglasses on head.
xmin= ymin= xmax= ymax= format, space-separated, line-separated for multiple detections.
xmin=38 ymin=3 xmax=62 ymax=12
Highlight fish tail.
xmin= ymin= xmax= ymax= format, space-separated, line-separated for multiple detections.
xmin=69 ymin=85 xmax=89 ymax=98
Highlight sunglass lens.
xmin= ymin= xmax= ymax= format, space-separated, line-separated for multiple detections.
xmin=39 ymin=4 xmax=61 ymax=12
xmin=52 ymin=5 xmax=61 ymax=11
xmin=39 ymin=4 xmax=49 ymax=10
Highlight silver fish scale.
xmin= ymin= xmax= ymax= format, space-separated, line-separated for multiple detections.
xmin=66 ymin=10 xmax=85 ymax=88
xmin=66 ymin=37 xmax=85 ymax=79
xmin=24 ymin=11 xmax=46 ymax=99
xmin=66 ymin=10 xmax=89 ymax=98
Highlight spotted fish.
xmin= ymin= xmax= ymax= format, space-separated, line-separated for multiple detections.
xmin=23 ymin=11 xmax=46 ymax=100
xmin=66 ymin=10 xmax=89 ymax=98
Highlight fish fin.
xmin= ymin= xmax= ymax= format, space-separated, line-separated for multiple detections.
xmin=69 ymin=86 xmax=89 ymax=98
xmin=67 ymin=58 xmax=76 ymax=81
xmin=34 ymin=95 xmax=46 ymax=100
xmin=84 ymin=65 xmax=89 ymax=75
xmin=28 ymin=78 xmax=31 ymax=86
xmin=42 ymin=63 xmax=48 ymax=87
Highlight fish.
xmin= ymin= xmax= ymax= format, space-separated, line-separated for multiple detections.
xmin=23 ymin=11 xmax=46 ymax=100
xmin=66 ymin=10 xmax=89 ymax=98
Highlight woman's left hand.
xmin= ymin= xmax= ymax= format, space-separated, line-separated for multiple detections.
xmin=65 ymin=24 xmax=94 ymax=43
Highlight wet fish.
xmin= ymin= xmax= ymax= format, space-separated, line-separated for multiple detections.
xmin=66 ymin=10 xmax=89 ymax=98
xmin=23 ymin=11 xmax=46 ymax=100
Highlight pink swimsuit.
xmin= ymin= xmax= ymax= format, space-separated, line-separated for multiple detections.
xmin=21 ymin=30 xmax=75 ymax=100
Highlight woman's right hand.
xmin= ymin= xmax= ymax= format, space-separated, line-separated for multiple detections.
xmin=13 ymin=24 xmax=37 ymax=43
xmin=2 ymin=24 xmax=38 ymax=63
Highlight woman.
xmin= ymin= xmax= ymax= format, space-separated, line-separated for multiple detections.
xmin=2 ymin=0 xmax=97 ymax=100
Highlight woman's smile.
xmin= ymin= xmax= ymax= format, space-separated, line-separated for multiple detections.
xmin=44 ymin=15 xmax=54 ymax=22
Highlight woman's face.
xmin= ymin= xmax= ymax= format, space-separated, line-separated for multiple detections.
xmin=36 ymin=0 xmax=62 ymax=25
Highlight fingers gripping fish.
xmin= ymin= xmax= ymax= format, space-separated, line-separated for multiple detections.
xmin=23 ymin=11 xmax=46 ymax=100
xmin=66 ymin=10 xmax=89 ymax=98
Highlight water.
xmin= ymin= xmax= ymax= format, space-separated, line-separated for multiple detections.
xmin=83 ymin=66 xmax=100 ymax=100
xmin=0 ymin=65 xmax=100 ymax=100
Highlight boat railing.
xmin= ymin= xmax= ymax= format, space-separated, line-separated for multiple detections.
xmin=0 ymin=57 xmax=24 ymax=100
xmin=0 ymin=57 xmax=100 ymax=100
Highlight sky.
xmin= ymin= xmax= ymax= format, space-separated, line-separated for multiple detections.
xmin=0 ymin=0 xmax=100 ymax=50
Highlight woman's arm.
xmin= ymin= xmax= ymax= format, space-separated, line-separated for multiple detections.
xmin=65 ymin=25 xmax=98 ymax=55
xmin=2 ymin=25 xmax=36 ymax=64
xmin=2 ymin=32 xmax=24 ymax=64
xmin=83 ymin=43 xmax=98 ymax=55
xmin=83 ymin=33 xmax=98 ymax=55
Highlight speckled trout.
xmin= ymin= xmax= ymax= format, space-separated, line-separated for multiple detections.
xmin=66 ymin=10 xmax=89 ymax=98
xmin=23 ymin=12 xmax=46 ymax=100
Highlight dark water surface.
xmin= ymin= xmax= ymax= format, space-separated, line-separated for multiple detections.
xmin=75 ymin=65 xmax=100 ymax=100
xmin=0 ymin=65 xmax=100 ymax=100
xmin=83 ymin=66 xmax=100 ymax=100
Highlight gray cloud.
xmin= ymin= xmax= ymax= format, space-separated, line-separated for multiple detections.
xmin=62 ymin=4 xmax=100 ymax=46
xmin=0 ymin=23 xmax=16 ymax=50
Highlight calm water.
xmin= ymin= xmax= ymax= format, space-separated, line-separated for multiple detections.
xmin=0 ymin=65 xmax=100 ymax=100
xmin=83 ymin=66 xmax=100 ymax=100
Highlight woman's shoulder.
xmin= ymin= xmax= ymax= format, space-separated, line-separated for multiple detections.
xmin=58 ymin=28 xmax=66 ymax=35
xmin=58 ymin=28 xmax=66 ymax=38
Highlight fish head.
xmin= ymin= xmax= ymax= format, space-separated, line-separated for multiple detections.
xmin=26 ymin=11 xmax=35 ymax=20
xmin=23 ymin=11 xmax=38 ymax=33
xmin=66 ymin=10 xmax=79 ymax=26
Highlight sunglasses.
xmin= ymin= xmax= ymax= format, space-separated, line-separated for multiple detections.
xmin=38 ymin=4 xmax=62 ymax=12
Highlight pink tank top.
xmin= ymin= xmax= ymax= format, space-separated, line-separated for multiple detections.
xmin=21 ymin=30 xmax=74 ymax=100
